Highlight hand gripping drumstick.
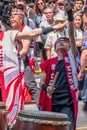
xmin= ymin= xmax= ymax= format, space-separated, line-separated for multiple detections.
xmin=47 ymin=72 xmax=59 ymax=98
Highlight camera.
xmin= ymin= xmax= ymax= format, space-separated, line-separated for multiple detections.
xmin=0 ymin=0 xmax=13 ymax=26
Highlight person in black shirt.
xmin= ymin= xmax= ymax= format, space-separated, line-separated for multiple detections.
xmin=39 ymin=2 xmax=79 ymax=130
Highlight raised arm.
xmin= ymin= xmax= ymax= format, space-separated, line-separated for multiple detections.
xmin=15 ymin=28 xmax=43 ymax=40
xmin=80 ymin=50 xmax=87 ymax=72
xmin=64 ymin=2 xmax=78 ymax=58
xmin=15 ymin=22 xmax=68 ymax=40
xmin=19 ymin=38 xmax=32 ymax=57
xmin=78 ymin=49 xmax=87 ymax=80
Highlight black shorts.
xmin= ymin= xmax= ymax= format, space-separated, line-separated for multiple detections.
xmin=78 ymin=79 xmax=84 ymax=90
xmin=38 ymin=42 xmax=43 ymax=49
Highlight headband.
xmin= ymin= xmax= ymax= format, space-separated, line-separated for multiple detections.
xmin=11 ymin=12 xmax=25 ymax=17
xmin=54 ymin=37 xmax=70 ymax=49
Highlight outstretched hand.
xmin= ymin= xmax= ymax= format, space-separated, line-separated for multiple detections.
xmin=53 ymin=21 xmax=67 ymax=30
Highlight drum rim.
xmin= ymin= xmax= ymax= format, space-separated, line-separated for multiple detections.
xmin=16 ymin=110 xmax=70 ymax=126
xmin=17 ymin=110 xmax=69 ymax=122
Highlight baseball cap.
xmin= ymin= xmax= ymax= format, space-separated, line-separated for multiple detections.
xmin=16 ymin=2 xmax=26 ymax=12
xmin=54 ymin=37 xmax=70 ymax=49
xmin=17 ymin=2 xmax=25 ymax=5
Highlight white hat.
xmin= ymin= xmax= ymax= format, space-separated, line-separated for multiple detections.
xmin=17 ymin=2 xmax=25 ymax=5
xmin=54 ymin=11 xmax=67 ymax=21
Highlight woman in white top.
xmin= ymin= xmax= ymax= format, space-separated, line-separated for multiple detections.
xmin=74 ymin=13 xmax=83 ymax=100
xmin=74 ymin=13 xmax=83 ymax=50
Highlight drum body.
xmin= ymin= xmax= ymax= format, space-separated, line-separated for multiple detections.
xmin=0 ymin=102 xmax=8 ymax=130
xmin=14 ymin=110 xmax=70 ymax=130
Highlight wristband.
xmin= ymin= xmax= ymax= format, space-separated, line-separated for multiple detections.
xmin=42 ymin=84 xmax=48 ymax=90
xmin=67 ymin=9 xmax=73 ymax=21
xmin=42 ymin=27 xmax=54 ymax=34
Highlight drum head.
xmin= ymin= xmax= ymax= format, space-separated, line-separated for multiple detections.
xmin=17 ymin=110 xmax=70 ymax=126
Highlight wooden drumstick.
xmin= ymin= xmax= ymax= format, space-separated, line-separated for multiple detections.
xmin=52 ymin=72 xmax=59 ymax=89
xmin=47 ymin=72 xmax=59 ymax=98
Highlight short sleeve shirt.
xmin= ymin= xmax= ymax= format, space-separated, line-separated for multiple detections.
xmin=45 ymin=28 xmax=69 ymax=58
xmin=52 ymin=59 xmax=73 ymax=106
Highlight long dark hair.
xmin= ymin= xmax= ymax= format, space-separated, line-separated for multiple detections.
xmin=33 ymin=0 xmax=46 ymax=14
xmin=74 ymin=13 xmax=83 ymax=31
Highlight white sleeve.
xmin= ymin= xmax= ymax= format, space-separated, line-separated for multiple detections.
xmin=10 ymin=30 xmax=19 ymax=43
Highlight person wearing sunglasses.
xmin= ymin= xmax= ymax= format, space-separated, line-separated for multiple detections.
xmin=48 ymin=0 xmax=56 ymax=10
xmin=48 ymin=0 xmax=65 ymax=14
xmin=33 ymin=0 xmax=47 ymax=61
xmin=57 ymin=2 xmax=64 ymax=10
xmin=57 ymin=0 xmax=64 ymax=11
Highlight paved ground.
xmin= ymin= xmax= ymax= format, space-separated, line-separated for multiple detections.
xmin=76 ymin=101 xmax=87 ymax=130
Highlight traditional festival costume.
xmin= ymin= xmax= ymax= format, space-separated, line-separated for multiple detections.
xmin=39 ymin=50 xmax=80 ymax=130
xmin=0 ymin=30 xmax=29 ymax=124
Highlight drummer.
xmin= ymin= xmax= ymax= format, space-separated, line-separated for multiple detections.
xmin=0 ymin=15 xmax=67 ymax=124
xmin=39 ymin=2 xmax=80 ymax=130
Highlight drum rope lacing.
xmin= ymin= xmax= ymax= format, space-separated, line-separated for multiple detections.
xmin=17 ymin=110 xmax=71 ymax=126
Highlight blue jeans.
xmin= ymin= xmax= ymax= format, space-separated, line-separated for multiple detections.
xmin=52 ymin=104 xmax=74 ymax=130
xmin=82 ymin=70 xmax=87 ymax=103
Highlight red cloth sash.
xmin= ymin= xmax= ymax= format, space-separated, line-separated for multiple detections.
xmin=0 ymin=31 xmax=6 ymax=101
xmin=0 ymin=31 xmax=4 ymax=41
xmin=20 ymin=23 xmax=32 ymax=102
xmin=0 ymin=31 xmax=31 ymax=124
xmin=20 ymin=23 xmax=35 ymax=73
xmin=63 ymin=53 xmax=78 ymax=130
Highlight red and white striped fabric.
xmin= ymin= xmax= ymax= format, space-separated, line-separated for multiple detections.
xmin=27 ymin=43 xmax=35 ymax=73
xmin=0 ymin=30 xmax=27 ymax=124
xmin=20 ymin=23 xmax=35 ymax=73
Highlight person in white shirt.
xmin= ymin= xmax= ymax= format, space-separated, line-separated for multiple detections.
xmin=45 ymin=11 xmax=68 ymax=59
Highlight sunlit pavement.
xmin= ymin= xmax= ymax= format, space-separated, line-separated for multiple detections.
xmin=76 ymin=101 xmax=87 ymax=130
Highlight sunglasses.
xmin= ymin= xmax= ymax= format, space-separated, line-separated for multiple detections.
xmin=18 ymin=0 xmax=25 ymax=2
xmin=37 ymin=2 xmax=43 ymax=6
xmin=48 ymin=0 xmax=56 ymax=4
xmin=58 ymin=2 xmax=64 ymax=6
